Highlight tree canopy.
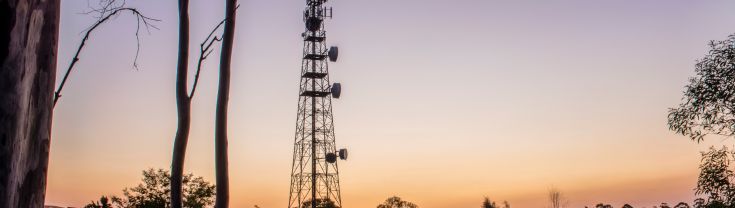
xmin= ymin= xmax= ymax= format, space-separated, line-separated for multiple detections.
xmin=377 ymin=196 xmax=418 ymax=208
xmin=696 ymin=147 xmax=735 ymax=206
xmin=300 ymin=198 xmax=340 ymax=208
xmin=482 ymin=197 xmax=497 ymax=208
xmin=85 ymin=168 xmax=215 ymax=208
xmin=668 ymin=34 xmax=735 ymax=142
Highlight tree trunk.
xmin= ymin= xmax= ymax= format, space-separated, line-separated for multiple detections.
xmin=0 ymin=0 xmax=60 ymax=207
xmin=170 ymin=0 xmax=191 ymax=208
xmin=214 ymin=0 xmax=237 ymax=207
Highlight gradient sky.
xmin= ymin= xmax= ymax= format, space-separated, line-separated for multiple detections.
xmin=48 ymin=1 xmax=735 ymax=207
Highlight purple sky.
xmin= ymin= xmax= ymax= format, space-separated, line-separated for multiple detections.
xmin=48 ymin=1 xmax=735 ymax=207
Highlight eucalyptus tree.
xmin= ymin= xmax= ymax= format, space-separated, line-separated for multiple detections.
xmin=214 ymin=0 xmax=238 ymax=207
xmin=669 ymin=34 xmax=735 ymax=142
xmin=0 ymin=1 xmax=60 ymax=207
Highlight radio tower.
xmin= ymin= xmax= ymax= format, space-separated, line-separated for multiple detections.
xmin=288 ymin=0 xmax=347 ymax=208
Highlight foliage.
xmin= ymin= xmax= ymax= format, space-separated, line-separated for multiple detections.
xmin=696 ymin=147 xmax=735 ymax=206
xmin=694 ymin=198 xmax=706 ymax=208
xmin=85 ymin=168 xmax=214 ymax=208
xmin=622 ymin=204 xmax=634 ymax=208
xmin=482 ymin=197 xmax=496 ymax=208
xmin=377 ymin=196 xmax=418 ymax=208
xmin=668 ymin=34 xmax=735 ymax=142
xmin=595 ymin=203 xmax=612 ymax=208
xmin=84 ymin=196 xmax=114 ymax=208
xmin=481 ymin=197 xmax=509 ymax=208
xmin=300 ymin=198 xmax=339 ymax=208
xmin=675 ymin=202 xmax=691 ymax=208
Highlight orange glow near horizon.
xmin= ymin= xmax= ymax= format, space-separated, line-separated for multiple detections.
xmin=47 ymin=1 xmax=735 ymax=207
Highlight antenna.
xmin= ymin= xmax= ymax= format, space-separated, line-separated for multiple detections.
xmin=331 ymin=83 xmax=341 ymax=99
xmin=328 ymin=46 xmax=338 ymax=62
xmin=288 ymin=0 xmax=347 ymax=208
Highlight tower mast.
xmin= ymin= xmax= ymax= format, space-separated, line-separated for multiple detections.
xmin=288 ymin=0 xmax=346 ymax=208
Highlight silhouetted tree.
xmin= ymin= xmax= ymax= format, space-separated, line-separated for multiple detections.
xmin=300 ymin=198 xmax=339 ymax=208
xmin=704 ymin=201 xmax=728 ymax=208
xmin=112 ymin=168 xmax=215 ymax=208
xmin=661 ymin=203 xmax=671 ymax=208
xmin=377 ymin=196 xmax=418 ymax=208
xmin=696 ymin=146 xmax=735 ymax=206
xmin=85 ymin=196 xmax=113 ymax=208
xmin=549 ymin=187 xmax=568 ymax=208
xmin=502 ymin=200 xmax=510 ymax=208
xmin=214 ymin=0 xmax=238 ymax=207
xmin=170 ymin=2 xmax=230 ymax=208
xmin=482 ymin=197 xmax=497 ymax=208
xmin=170 ymin=0 xmax=192 ymax=207
xmin=622 ymin=204 xmax=634 ymax=208
xmin=596 ymin=203 xmax=613 ymax=208
xmin=694 ymin=198 xmax=706 ymax=208
xmin=674 ymin=202 xmax=691 ymax=208
xmin=668 ymin=33 xmax=735 ymax=142
xmin=0 ymin=0 xmax=60 ymax=207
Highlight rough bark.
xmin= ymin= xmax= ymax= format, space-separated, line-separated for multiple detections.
xmin=170 ymin=0 xmax=191 ymax=207
xmin=0 ymin=0 xmax=60 ymax=207
xmin=214 ymin=0 xmax=237 ymax=207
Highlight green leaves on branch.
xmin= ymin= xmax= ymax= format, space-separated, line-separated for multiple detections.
xmin=669 ymin=34 xmax=735 ymax=142
xmin=696 ymin=146 xmax=735 ymax=207
xmin=84 ymin=168 xmax=215 ymax=208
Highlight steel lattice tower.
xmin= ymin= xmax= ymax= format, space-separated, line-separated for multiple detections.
xmin=288 ymin=0 xmax=346 ymax=208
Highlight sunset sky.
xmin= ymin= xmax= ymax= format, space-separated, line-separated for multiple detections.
xmin=47 ymin=1 xmax=735 ymax=207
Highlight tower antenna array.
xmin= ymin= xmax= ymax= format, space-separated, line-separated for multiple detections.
xmin=288 ymin=0 xmax=346 ymax=208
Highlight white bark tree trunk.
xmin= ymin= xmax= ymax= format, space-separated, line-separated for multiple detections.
xmin=0 ymin=0 xmax=59 ymax=207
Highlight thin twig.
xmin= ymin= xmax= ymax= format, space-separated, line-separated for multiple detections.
xmin=54 ymin=5 xmax=159 ymax=107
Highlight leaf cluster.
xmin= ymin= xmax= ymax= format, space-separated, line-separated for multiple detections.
xmin=669 ymin=34 xmax=735 ymax=141
xmin=696 ymin=147 xmax=735 ymax=207
xmin=377 ymin=196 xmax=418 ymax=208
xmin=300 ymin=198 xmax=340 ymax=208
xmin=84 ymin=168 xmax=215 ymax=208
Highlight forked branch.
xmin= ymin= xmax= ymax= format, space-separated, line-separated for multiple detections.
xmin=189 ymin=20 xmax=224 ymax=99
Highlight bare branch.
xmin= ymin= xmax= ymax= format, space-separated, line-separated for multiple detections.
xmin=189 ymin=5 xmax=239 ymax=99
xmin=54 ymin=2 xmax=160 ymax=107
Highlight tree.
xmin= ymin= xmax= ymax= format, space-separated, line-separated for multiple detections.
xmin=502 ymin=201 xmax=510 ymax=208
xmin=214 ymin=0 xmax=238 ymax=207
xmin=171 ymin=2 xmax=228 ymax=207
xmin=660 ymin=203 xmax=671 ymax=208
xmin=171 ymin=0 xmax=191 ymax=207
xmin=112 ymin=168 xmax=215 ymax=208
xmin=693 ymin=198 xmax=706 ymax=208
xmin=595 ymin=204 xmax=613 ymax=208
xmin=85 ymin=196 xmax=113 ymax=208
xmin=668 ymin=34 xmax=735 ymax=142
xmin=622 ymin=204 xmax=634 ymax=208
xmin=549 ymin=188 xmax=568 ymax=208
xmin=377 ymin=196 xmax=418 ymax=208
xmin=0 ymin=0 xmax=60 ymax=207
xmin=300 ymin=198 xmax=339 ymax=208
xmin=696 ymin=146 xmax=735 ymax=206
xmin=482 ymin=197 xmax=497 ymax=208
xmin=674 ymin=202 xmax=691 ymax=208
